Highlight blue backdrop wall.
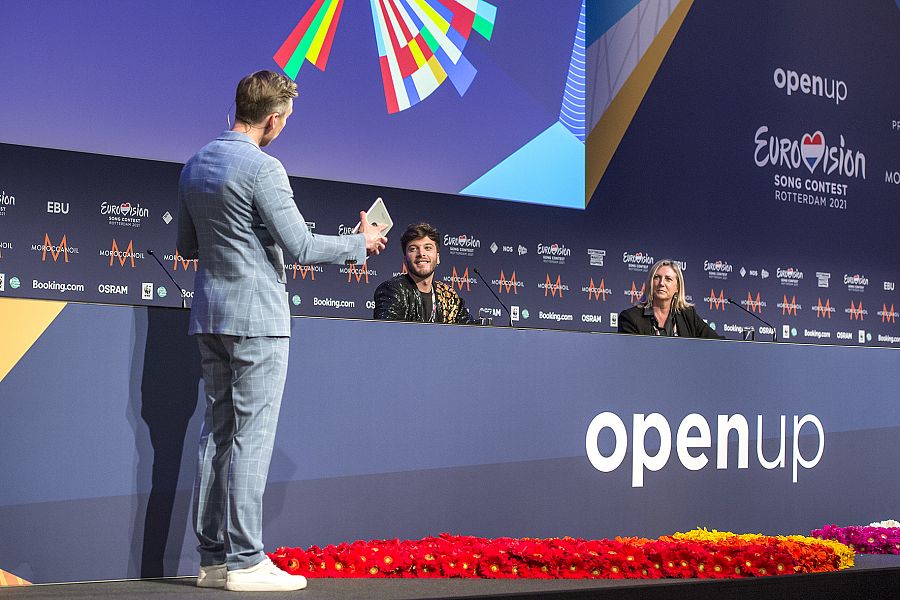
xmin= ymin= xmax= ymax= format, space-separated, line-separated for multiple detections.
xmin=1 ymin=1 xmax=899 ymax=344
xmin=1 ymin=305 xmax=899 ymax=583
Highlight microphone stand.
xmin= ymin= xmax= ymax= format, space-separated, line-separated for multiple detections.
xmin=147 ymin=249 xmax=188 ymax=309
xmin=727 ymin=297 xmax=776 ymax=341
xmin=473 ymin=267 xmax=512 ymax=327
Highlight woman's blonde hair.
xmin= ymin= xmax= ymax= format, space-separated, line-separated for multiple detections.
xmin=639 ymin=259 xmax=692 ymax=312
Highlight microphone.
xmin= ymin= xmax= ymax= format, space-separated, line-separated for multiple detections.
xmin=147 ymin=249 xmax=188 ymax=309
xmin=473 ymin=267 xmax=511 ymax=327
xmin=726 ymin=297 xmax=776 ymax=341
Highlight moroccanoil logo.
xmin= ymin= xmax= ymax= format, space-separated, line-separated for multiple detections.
xmin=706 ymin=289 xmax=726 ymax=311
xmin=846 ymin=300 xmax=866 ymax=320
xmin=582 ymin=277 xmax=610 ymax=301
xmin=168 ymin=250 xmax=197 ymax=271
xmin=778 ymin=294 xmax=801 ymax=316
xmin=814 ymin=298 xmax=834 ymax=318
xmin=879 ymin=303 xmax=897 ymax=323
xmin=34 ymin=233 xmax=78 ymax=263
xmin=539 ymin=274 xmax=567 ymax=298
xmin=493 ymin=270 xmax=523 ymax=294
xmin=289 ymin=264 xmax=322 ymax=280
xmin=101 ymin=239 xmax=143 ymax=268
xmin=625 ymin=281 xmax=645 ymax=304
xmin=743 ymin=291 xmax=765 ymax=313
xmin=392 ymin=262 xmax=409 ymax=277
xmin=342 ymin=261 xmax=375 ymax=283
xmin=444 ymin=266 xmax=476 ymax=292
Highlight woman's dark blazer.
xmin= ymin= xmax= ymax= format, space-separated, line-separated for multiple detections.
xmin=617 ymin=305 xmax=722 ymax=339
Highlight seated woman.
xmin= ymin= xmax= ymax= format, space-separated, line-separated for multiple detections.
xmin=618 ymin=259 xmax=721 ymax=339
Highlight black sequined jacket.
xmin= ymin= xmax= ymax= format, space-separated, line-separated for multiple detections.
xmin=373 ymin=274 xmax=474 ymax=324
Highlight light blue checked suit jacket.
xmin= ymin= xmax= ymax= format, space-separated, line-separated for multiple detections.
xmin=176 ymin=131 xmax=365 ymax=337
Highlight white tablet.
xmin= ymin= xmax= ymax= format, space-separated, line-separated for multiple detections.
xmin=353 ymin=197 xmax=393 ymax=236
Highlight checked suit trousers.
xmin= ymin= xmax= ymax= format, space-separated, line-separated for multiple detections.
xmin=193 ymin=334 xmax=290 ymax=570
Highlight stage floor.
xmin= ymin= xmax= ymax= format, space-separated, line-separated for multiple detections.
xmin=2 ymin=555 xmax=899 ymax=600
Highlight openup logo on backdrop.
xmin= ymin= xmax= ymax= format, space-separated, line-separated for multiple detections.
xmin=586 ymin=412 xmax=825 ymax=488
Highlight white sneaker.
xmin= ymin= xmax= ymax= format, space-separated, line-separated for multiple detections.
xmin=225 ymin=557 xmax=308 ymax=592
xmin=197 ymin=563 xmax=226 ymax=588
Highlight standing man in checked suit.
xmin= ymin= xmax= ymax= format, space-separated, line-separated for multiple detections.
xmin=176 ymin=70 xmax=386 ymax=592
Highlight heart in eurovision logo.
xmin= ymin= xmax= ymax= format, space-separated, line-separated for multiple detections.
xmin=801 ymin=131 xmax=825 ymax=173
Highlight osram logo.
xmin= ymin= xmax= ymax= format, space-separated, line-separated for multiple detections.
xmin=582 ymin=277 xmax=611 ymax=301
xmin=585 ymin=412 xmax=824 ymax=487
xmin=492 ymin=270 xmax=523 ymax=294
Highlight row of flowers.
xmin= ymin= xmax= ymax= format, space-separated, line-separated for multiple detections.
xmin=812 ymin=520 xmax=900 ymax=555
xmin=269 ymin=529 xmax=853 ymax=579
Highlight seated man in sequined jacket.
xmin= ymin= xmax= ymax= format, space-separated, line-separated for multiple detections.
xmin=373 ymin=223 xmax=474 ymax=324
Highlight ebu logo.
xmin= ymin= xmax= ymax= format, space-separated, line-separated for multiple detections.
xmin=585 ymin=412 xmax=824 ymax=487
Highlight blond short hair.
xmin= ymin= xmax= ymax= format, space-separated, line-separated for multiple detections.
xmin=639 ymin=259 xmax=692 ymax=312
xmin=235 ymin=70 xmax=298 ymax=125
